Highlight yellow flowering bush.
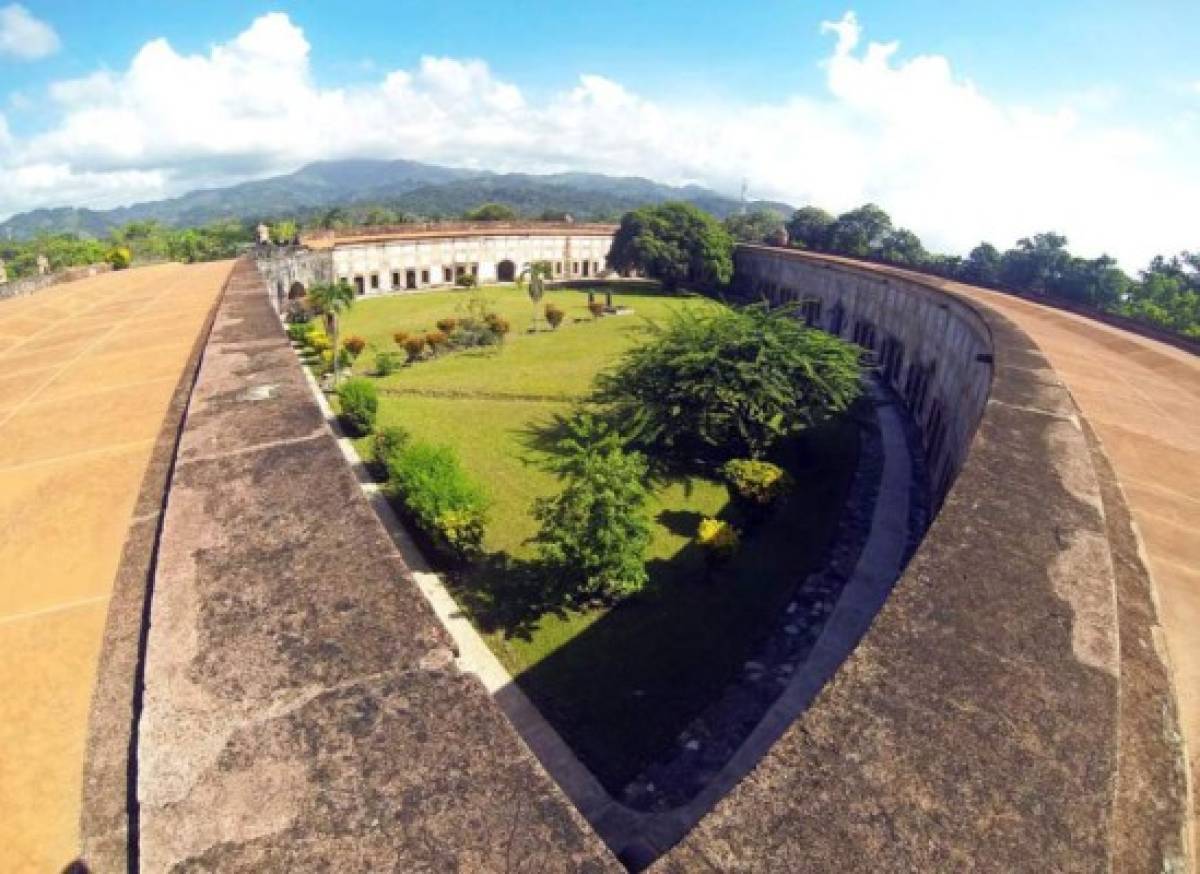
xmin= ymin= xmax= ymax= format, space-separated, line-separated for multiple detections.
xmin=696 ymin=517 xmax=739 ymax=563
xmin=721 ymin=458 xmax=794 ymax=507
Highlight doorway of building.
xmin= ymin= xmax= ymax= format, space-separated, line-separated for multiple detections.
xmin=496 ymin=259 xmax=516 ymax=282
xmin=406 ymin=270 xmax=418 ymax=289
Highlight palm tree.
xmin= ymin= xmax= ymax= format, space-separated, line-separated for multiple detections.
xmin=517 ymin=260 xmax=554 ymax=332
xmin=307 ymin=279 xmax=356 ymax=386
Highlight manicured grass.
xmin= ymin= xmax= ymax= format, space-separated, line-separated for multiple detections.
xmin=339 ymin=283 xmax=859 ymax=791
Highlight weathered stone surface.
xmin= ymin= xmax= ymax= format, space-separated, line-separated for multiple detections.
xmin=657 ymin=248 xmax=1187 ymax=873
xmin=136 ymin=260 xmax=615 ymax=872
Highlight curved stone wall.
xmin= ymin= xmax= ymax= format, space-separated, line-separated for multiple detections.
xmin=109 ymin=250 xmax=1190 ymax=872
xmin=735 ymin=245 xmax=993 ymax=507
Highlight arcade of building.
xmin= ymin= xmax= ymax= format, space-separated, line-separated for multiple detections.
xmin=307 ymin=224 xmax=617 ymax=296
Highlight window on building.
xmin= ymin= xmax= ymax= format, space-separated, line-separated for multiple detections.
xmin=555 ymin=262 xmax=563 ymax=275
xmin=443 ymin=267 xmax=453 ymax=283
xmin=370 ymin=273 xmax=380 ymax=290
xmin=421 ymin=269 xmax=430 ymax=285
xmin=391 ymin=271 xmax=401 ymax=288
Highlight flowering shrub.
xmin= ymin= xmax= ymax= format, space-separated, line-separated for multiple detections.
xmin=721 ymin=459 xmax=794 ymax=507
xmin=696 ymin=517 xmax=739 ymax=563
xmin=425 ymin=330 xmax=449 ymax=354
xmin=286 ymin=321 xmax=311 ymax=343
xmin=305 ymin=329 xmax=331 ymax=354
xmin=393 ymin=330 xmax=410 ymax=346
xmin=343 ymin=336 xmax=367 ymax=358
xmin=544 ymin=303 xmax=565 ymax=329
xmin=587 ymin=301 xmax=605 ymax=319
xmin=436 ymin=317 xmax=458 ymax=334
xmin=403 ymin=336 xmax=427 ymax=362
xmin=485 ymin=313 xmax=511 ymax=339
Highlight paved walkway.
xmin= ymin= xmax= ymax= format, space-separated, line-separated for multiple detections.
xmin=0 ymin=261 xmax=231 ymax=873
xmin=960 ymin=289 xmax=1200 ymax=853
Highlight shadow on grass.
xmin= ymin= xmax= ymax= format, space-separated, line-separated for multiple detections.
xmin=441 ymin=411 xmax=863 ymax=795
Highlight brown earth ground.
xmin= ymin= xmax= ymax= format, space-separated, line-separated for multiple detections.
xmin=810 ymin=252 xmax=1200 ymax=858
xmin=0 ymin=261 xmax=231 ymax=873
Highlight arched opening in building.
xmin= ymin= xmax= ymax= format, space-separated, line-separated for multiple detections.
xmin=287 ymin=281 xmax=306 ymax=300
xmin=496 ymin=259 xmax=516 ymax=282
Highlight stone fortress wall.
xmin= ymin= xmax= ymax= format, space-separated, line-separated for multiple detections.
xmin=91 ymin=235 xmax=1192 ymax=871
xmin=0 ymin=261 xmax=112 ymax=300
xmin=735 ymin=245 xmax=993 ymax=506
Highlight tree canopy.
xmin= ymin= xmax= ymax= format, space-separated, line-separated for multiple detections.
xmin=723 ymin=208 xmax=786 ymax=245
xmin=594 ymin=303 xmax=862 ymax=465
xmin=464 ymin=203 xmax=518 ymax=221
xmin=606 ymin=201 xmax=734 ymax=289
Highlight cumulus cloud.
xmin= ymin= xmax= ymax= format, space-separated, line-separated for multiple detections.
xmin=0 ymin=4 xmax=59 ymax=60
xmin=1 ymin=10 xmax=1195 ymax=268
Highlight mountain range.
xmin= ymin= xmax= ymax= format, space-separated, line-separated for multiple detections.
xmin=0 ymin=159 xmax=793 ymax=239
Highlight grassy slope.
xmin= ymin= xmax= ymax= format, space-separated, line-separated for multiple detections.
xmin=340 ymin=283 xmax=858 ymax=790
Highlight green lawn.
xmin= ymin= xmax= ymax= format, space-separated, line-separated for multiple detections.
xmin=337 ymin=283 xmax=859 ymax=792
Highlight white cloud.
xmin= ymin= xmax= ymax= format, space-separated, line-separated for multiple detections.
xmin=1 ymin=10 xmax=1196 ymax=269
xmin=0 ymin=4 xmax=60 ymax=60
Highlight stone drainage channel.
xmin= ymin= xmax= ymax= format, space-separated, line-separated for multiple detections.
xmin=294 ymin=342 xmax=921 ymax=869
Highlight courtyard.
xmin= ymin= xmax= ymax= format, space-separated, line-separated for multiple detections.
xmin=326 ymin=282 xmax=861 ymax=792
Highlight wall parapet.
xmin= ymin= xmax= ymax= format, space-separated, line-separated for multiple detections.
xmin=0 ymin=261 xmax=112 ymax=300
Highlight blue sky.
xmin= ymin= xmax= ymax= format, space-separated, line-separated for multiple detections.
xmin=1 ymin=2 xmax=1198 ymax=265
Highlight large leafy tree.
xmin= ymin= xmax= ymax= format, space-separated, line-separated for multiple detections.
xmin=465 ymin=203 xmax=518 ymax=221
xmin=307 ymin=279 xmax=356 ymax=386
xmin=999 ymin=232 xmax=1071 ymax=293
xmin=826 ymin=203 xmax=894 ymax=257
xmin=606 ymin=202 xmax=734 ymax=289
xmin=877 ymin=228 xmax=927 ymax=266
xmin=723 ymin=208 xmax=786 ymax=244
xmin=532 ymin=440 xmax=651 ymax=600
xmin=961 ymin=242 xmax=1003 ymax=286
xmin=595 ymin=304 xmax=862 ymax=466
xmin=786 ymin=206 xmax=836 ymax=250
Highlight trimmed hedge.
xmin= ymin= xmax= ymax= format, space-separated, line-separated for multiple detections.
xmin=336 ymin=377 xmax=378 ymax=436
xmin=387 ymin=441 xmax=488 ymax=562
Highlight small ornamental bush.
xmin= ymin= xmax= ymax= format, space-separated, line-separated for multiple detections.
xmin=393 ymin=330 xmax=410 ymax=346
xmin=336 ymin=377 xmax=378 ymax=436
xmin=485 ymin=313 xmax=511 ymax=339
xmin=404 ymin=336 xmax=427 ymax=362
xmin=721 ymin=459 xmax=794 ymax=508
xmin=544 ymin=303 xmax=565 ymax=330
xmin=587 ymin=301 xmax=605 ymax=319
xmin=426 ymin=330 xmax=449 ymax=354
xmin=374 ymin=349 xmax=401 ymax=376
xmin=106 ymin=246 xmax=132 ymax=270
xmin=372 ymin=425 xmax=411 ymax=471
xmin=343 ymin=336 xmax=367 ymax=358
xmin=532 ymin=444 xmax=651 ymax=600
xmin=696 ymin=517 xmax=739 ymax=564
xmin=306 ymin=330 xmax=332 ymax=354
xmin=387 ymin=441 xmax=489 ymax=562
xmin=456 ymin=273 xmax=478 ymax=288
xmin=436 ymin=317 xmax=458 ymax=334
xmin=286 ymin=322 xmax=311 ymax=343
